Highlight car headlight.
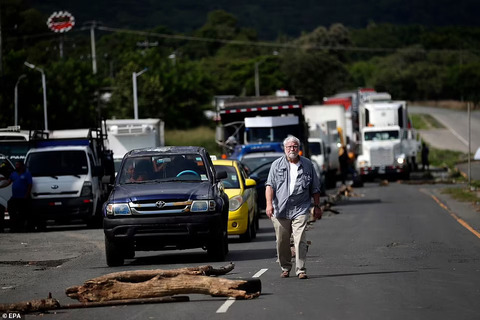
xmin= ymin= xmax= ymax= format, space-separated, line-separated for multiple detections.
xmin=191 ymin=200 xmax=216 ymax=212
xmin=396 ymin=154 xmax=406 ymax=165
xmin=229 ymin=195 xmax=244 ymax=211
xmin=106 ymin=203 xmax=131 ymax=216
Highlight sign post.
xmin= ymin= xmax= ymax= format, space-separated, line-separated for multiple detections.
xmin=46 ymin=11 xmax=75 ymax=58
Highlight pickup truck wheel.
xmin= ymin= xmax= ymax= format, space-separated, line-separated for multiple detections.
xmin=105 ymin=236 xmax=124 ymax=267
xmin=207 ymin=231 xmax=228 ymax=261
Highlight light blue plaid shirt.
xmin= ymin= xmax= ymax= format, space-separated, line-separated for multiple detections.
xmin=266 ymin=155 xmax=320 ymax=220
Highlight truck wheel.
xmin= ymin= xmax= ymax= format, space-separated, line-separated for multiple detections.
xmin=207 ymin=231 xmax=228 ymax=261
xmin=105 ymin=236 xmax=124 ymax=267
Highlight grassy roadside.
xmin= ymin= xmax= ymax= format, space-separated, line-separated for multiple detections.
xmin=165 ymin=126 xmax=221 ymax=156
xmin=410 ymin=113 xmax=468 ymax=170
xmin=412 ymin=113 xmax=480 ymax=210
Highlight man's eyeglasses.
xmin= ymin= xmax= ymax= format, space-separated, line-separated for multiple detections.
xmin=285 ymin=145 xmax=299 ymax=150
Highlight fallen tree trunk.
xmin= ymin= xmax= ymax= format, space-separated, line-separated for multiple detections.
xmin=0 ymin=295 xmax=189 ymax=313
xmin=86 ymin=262 xmax=235 ymax=283
xmin=66 ymin=274 xmax=261 ymax=302
xmin=1 ymin=263 xmax=260 ymax=313
xmin=0 ymin=297 xmax=60 ymax=313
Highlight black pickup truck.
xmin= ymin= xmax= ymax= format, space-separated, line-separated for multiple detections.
xmin=103 ymin=146 xmax=229 ymax=266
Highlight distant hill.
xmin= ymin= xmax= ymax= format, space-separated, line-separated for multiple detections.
xmin=26 ymin=0 xmax=480 ymax=40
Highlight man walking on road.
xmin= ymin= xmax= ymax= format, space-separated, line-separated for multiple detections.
xmin=265 ymin=135 xmax=322 ymax=279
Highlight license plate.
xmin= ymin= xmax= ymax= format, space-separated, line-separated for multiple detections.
xmin=378 ymin=167 xmax=385 ymax=174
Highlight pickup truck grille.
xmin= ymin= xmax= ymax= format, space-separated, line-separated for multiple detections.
xmin=129 ymin=200 xmax=192 ymax=215
xmin=371 ymin=147 xmax=394 ymax=167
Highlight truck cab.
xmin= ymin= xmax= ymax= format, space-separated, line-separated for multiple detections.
xmin=25 ymin=145 xmax=104 ymax=226
xmin=356 ymin=126 xmax=409 ymax=180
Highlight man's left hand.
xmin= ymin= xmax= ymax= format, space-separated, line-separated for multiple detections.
xmin=313 ymin=206 xmax=322 ymax=220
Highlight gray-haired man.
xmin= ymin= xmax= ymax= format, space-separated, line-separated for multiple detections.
xmin=265 ymin=135 xmax=322 ymax=279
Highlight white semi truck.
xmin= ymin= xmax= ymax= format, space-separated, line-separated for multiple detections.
xmin=356 ymin=100 xmax=421 ymax=181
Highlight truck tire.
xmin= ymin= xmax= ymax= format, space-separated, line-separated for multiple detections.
xmin=105 ymin=236 xmax=124 ymax=267
xmin=207 ymin=231 xmax=228 ymax=261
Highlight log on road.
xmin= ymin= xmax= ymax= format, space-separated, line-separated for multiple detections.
xmin=0 ymin=297 xmax=60 ymax=313
xmin=66 ymin=273 xmax=261 ymax=302
xmin=66 ymin=263 xmax=260 ymax=302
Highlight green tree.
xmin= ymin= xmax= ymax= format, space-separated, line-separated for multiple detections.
xmin=281 ymin=50 xmax=350 ymax=103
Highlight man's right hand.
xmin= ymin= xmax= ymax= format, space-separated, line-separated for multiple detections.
xmin=265 ymin=204 xmax=274 ymax=219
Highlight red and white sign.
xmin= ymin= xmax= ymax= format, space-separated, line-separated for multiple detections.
xmin=47 ymin=11 xmax=75 ymax=33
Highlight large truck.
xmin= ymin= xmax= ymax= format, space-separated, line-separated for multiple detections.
xmin=216 ymin=95 xmax=310 ymax=157
xmin=105 ymin=119 xmax=165 ymax=173
xmin=303 ymin=104 xmax=344 ymax=188
xmin=356 ymin=100 xmax=421 ymax=181
xmin=23 ymin=126 xmax=115 ymax=227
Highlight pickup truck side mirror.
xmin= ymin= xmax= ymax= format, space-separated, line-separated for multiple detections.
xmin=215 ymin=170 xmax=227 ymax=180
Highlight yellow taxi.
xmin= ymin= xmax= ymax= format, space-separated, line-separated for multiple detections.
xmin=213 ymin=159 xmax=259 ymax=242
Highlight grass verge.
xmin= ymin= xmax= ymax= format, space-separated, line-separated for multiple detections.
xmin=165 ymin=126 xmax=222 ymax=156
xmin=410 ymin=113 xmax=444 ymax=130
xmin=441 ymin=185 xmax=480 ymax=212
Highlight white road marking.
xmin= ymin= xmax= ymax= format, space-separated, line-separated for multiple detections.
xmin=253 ymin=268 xmax=268 ymax=278
xmin=215 ymin=268 xmax=268 ymax=313
xmin=216 ymin=297 xmax=236 ymax=313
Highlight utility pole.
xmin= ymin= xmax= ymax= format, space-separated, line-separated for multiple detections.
xmin=468 ymin=102 xmax=471 ymax=186
xmin=83 ymin=21 xmax=98 ymax=74
xmin=90 ymin=21 xmax=97 ymax=74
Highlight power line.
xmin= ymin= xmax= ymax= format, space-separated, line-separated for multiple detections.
xmin=97 ymin=26 xmax=397 ymax=53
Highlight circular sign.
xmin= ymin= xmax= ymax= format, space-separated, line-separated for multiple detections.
xmin=47 ymin=11 xmax=75 ymax=33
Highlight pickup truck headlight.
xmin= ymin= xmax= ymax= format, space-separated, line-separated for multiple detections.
xmin=191 ymin=200 xmax=216 ymax=212
xmin=396 ymin=154 xmax=406 ymax=165
xmin=106 ymin=203 xmax=131 ymax=216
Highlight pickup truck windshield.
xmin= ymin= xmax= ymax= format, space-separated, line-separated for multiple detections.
xmin=119 ymin=153 xmax=208 ymax=184
xmin=26 ymin=150 xmax=88 ymax=177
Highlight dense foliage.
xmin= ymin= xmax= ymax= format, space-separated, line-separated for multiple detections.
xmin=2 ymin=1 xmax=480 ymax=130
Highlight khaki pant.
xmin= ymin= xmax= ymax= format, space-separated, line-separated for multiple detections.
xmin=272 ymin=214 xmax=309 ymax=275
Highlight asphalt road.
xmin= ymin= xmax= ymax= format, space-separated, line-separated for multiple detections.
xmin=1 ymin=181 xmax=480 ymax=320
xmin=409 ymin=105 xmax=480 ymax=180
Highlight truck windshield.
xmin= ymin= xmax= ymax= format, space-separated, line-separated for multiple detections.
xmin=309 ymin=142 xmax=323 ymax=155
xmin=119 ymin=154 xmax=208 ymax=183
xmin=364 ymin=130 xmax=399 ymax=141
xmin=27 ymin=150 xmax=88 ymax=177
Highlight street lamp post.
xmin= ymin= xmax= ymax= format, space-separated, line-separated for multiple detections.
xmin=132 ymin=68 xmax=148 ymax=120
xmin=24 ymin=62 xmax=48 ymax=131
xmin=14 ymin=74 xmax=26 ymax=126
